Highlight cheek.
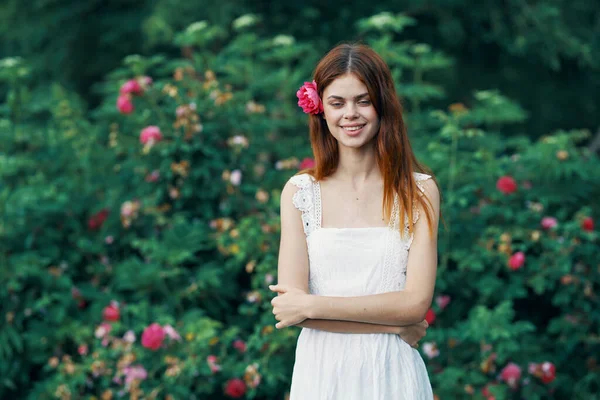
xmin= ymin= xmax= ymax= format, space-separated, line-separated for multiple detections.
xmin=323 ymin=110 xmax=342 ymax=128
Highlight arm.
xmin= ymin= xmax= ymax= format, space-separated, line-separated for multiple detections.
xmin=296 ymin=319 xmax=401 ymax=334
xmin=275 ymin=180 xmax=403 ymax=335
xmin=307 ymin=179 xmax=440 ymax=326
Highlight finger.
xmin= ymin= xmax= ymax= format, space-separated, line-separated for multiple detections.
xmin=275 ymin=322 xmax=284 ymax=329
xmin=269 ymin=284 xmax=287 ymax=293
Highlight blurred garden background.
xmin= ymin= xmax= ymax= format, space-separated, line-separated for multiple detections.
xmin=1 ymin=1 xmax=599 ymax=399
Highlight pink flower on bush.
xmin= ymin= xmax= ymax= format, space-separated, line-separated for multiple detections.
xmin=116 ymin=94 xmax=134 ymax=114
xmin=145 ymin=170 xmax=160 ymax=182
xmin=140 ymin=126 xmax=163 ymax=145
xmin=299 ymin=157 xmax=315 ymax=170
xmin=123 ymin=330 xmax=136 ymax=343
xmin=120 ymin=79 xmax=142 ymax=95
xmin=425 ymin=308 xmax=436 ymax=325
xmin=541 ymin=216 xmax=558 ymax=230
xmin=508 ymin=252 xmax=525 ymax=271
xmin=244 ymin=363 xmax=261 ymax=389
xmin=233 ymin=339 xmax=247 ymax=353
xmin=102 ymin=302 xmax=120 ymax=322
xmin=296 ymin=80 xmax=323 ymax=115
xmin=435 ymin=295 xmax=451 ymax=310
xmin=582 ymin=217 xmax=594 ymax=232
xmin=224 ymin=378 xmax=247 ymax=398
xmin=500 ymin=362 xmax=522 ymax=389
xmin=163 ymin=324 xmax=181 ymax=341
xmin=141 ymin=323 xmax=165 ymax=351
xmin=422 ymin=342 xmax=439 ymax=359
xmin=78 ymin=344 xmax=88 ymax=356
xmin=207 ymin=355 xmax=222 ymax=374
xmin=139 ymin=76 xmax=153 ymax=88
xmin=123 ymin=364 xmax=147 ymax=386
xmin=230 ymin=169 xmax=242 ymax=186
xmin=496 ymin=176 xmax=517 ymax=194
xmin=95 ymin=322 xmax=112 ymax=339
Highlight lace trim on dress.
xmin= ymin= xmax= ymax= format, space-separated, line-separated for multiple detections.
xmin=404 ymin=172 xmax=432 ymax=248
xmin=289 ymin=174 xmax=317 ymax=237
xmin=380 ymin=172 xmax=432 ymax=292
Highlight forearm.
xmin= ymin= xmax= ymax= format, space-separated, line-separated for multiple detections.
xmin=308 ymin=291 xmax=428 ymax=326
xmin=295 ymin=319 xmax=400 ymax=334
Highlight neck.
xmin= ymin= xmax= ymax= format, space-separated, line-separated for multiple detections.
xmin=333 ymin=142 xmax=381 ymax=186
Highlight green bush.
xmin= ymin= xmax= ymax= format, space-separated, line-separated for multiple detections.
xmin=1 ymin=12 xmax=598 ymax=400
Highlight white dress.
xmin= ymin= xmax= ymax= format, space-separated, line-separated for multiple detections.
xmin=287 ymin=172 xmax=434 ymax=400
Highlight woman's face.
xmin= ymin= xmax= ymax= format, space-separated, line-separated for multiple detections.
xmin=322 ymin=73 xmax=380 ymax=149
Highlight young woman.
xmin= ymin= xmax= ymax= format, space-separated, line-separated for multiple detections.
xmin=270 ymin=43 xmax=440 ymax=399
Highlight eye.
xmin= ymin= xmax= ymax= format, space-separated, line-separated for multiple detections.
xmin=329 ymin=102 xmax=343 ymax=107
xmin=359 ymin=100 xmax=371 ymax=105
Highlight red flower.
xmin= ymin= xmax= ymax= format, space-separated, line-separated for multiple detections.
xmin=482 ymin=383 xmax=498 ymax=399
xmin=224 ymin=378 xmax=246 ymax=398
xmin=116 ymin=94 xmax=134 ymax=114
xmin=88 ymin=208 xmax=110 ymax=231
xmin=508 ymin=252 xmax=525 ymax=271
xmin=540 ymin=362 xmax=556 ymax=384
xmin=582 ymin=217 xmax=594 ymax=232
xmin=496 ymin=176 xmax=517 ymax=194
xmin=141 ymin=323 xmax=165 ymax=351
xmin=102 ymin=303 xmax=120 ymax=322
xmin=299 ymin=157 xmax=315 ymax=170
xmin=233 ymin=339 xmax=247 ymax=353
xmin=425 ymin=308 xmax=436 ymax=325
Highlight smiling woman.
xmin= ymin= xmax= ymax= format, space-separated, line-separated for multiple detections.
xmin=272 ymin=43 xmax=440 ymax=399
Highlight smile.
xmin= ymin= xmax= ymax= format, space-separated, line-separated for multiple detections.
xmin=341 ymin=124 xmax=365 ymax=132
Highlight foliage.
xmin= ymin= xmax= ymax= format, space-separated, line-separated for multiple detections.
xmin=1 ymin=11 xmax=599 ymax=400
xmin=1 ymin=1 xmax=599 ymax=137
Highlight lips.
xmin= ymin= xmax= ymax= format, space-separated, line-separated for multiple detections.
xmin=341 ymin=124 xmax=366 ymax=135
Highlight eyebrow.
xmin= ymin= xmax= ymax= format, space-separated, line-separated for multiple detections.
xmin=327 ymin=92 xmax=369 ymax=100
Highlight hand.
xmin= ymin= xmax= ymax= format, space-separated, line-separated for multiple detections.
xmin=269 ymin=284 xmax=311 ymax=329
xmin=397 ymin=319 xmax=428 ymax=348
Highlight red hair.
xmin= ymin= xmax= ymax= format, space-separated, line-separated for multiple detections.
xmin=299 ymin=43 xmax=437 ymax=237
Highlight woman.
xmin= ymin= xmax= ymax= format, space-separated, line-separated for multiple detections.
xmin=270 ymin=43 xmax=440 ymax=399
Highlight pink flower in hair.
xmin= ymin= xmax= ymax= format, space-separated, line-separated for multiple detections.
xmin=296 ymin=81 xmax=323 ymax=115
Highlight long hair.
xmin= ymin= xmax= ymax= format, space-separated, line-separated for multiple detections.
xmin=300 ymin=43 xmax=438 ymax=238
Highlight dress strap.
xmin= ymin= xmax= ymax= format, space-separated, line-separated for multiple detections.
xmin=289 ymin=173 xmax=318 ymax=237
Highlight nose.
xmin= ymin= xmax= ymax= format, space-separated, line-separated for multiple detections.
xmin=343 ymin=103 xmax=359 ymax=119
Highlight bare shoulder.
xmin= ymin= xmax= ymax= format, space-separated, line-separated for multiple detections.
xmin=280 ymin=177 xmax=301 ymax=205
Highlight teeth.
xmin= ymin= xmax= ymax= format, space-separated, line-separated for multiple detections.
xmin=343 ymin=125 xmax=364 ymax=131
